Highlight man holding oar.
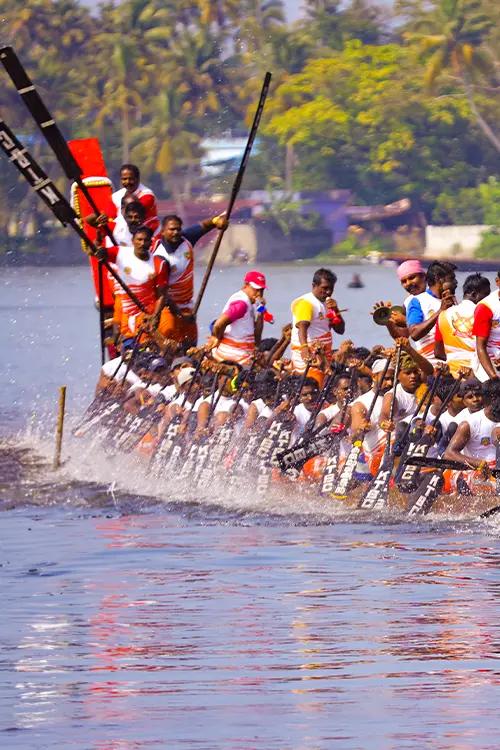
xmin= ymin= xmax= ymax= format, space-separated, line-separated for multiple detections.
xmin=152 ymin=212 xmax=228 ymax=348
xmin=96 ymin=226 xmax=168 ymax=349
xmin=444 ymin=379 xmax=500 ymax=495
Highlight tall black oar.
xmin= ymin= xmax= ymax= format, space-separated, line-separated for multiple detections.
xmin=0 ymin=46 xmax=116 ymax=247
xmin=318 ymin=368 xmax=357 ymax=497
xmin=178 ymin=371 xmax=221 ymax=483
xmin=407 ymin=455 xmax=500 ymax=476
xmin=97 ymin=260 xmax=106 ymax=364
xmin=394 ymin=369 xmax=444 ymax=490
xmin=150 ymin=354 xmax=206 ymax=474
xmin=255 ymin=363 xmax=311 ymax=496
xmin=358 ymin=345 xmax=403 ymax=511
xmin=192 ymin=72 xmax=272 ymax=316
xmin=0 ymin=119 xmax=146 ymax=314
xmin=400 ymin=375 xmax=461 ymax=497
xmin=331 ymin=355 xmax=392 ymax=500
xmin=406 ymin=423 xmax=458 ymax=517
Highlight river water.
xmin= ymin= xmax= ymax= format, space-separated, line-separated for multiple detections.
xmin=1 ymin=263 xmax=500 ymax=749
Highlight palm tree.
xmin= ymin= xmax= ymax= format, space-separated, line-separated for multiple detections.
xmin=130 ymin=88 xmax=202 ymax=207
xmin=405 ymin=0 xmax=500 ymax=152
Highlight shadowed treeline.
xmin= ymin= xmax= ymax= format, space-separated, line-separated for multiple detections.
xmin=0 ymin=0 xmax=499 ymax=245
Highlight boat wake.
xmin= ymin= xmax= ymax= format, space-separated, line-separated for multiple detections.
xmin=2 ymin=420 xmax=500 ymax=537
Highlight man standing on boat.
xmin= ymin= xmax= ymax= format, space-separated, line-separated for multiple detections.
xmin=472 ymin=269 xmax=500 ymax=381
xmin=153 ymin=212 xmax=228 ymax=348
xmin=97 ymin=225 xmax=168 ymax=348
xmin=207 ymin=270 xmax=267 ymax=365
xmin=111 ymin=163 xmax=159 ymax=234
xmin=406 ymin=261 xmax=457 ymax=365
xmin=434 ymin=273 xmax=491 ymax=378
xmin=291 ymin=268 xmax=345 ymax=373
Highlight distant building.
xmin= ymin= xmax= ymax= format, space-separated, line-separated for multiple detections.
xmin=200 ymin=137 xmax=249 ymax=176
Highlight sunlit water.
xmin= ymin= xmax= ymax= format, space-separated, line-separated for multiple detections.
xmin=2 ymin=263 xmax=500 ymax=748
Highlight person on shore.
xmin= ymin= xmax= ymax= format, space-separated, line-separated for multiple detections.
xmin=434 ymin=273 xmax=491 ymax=377
xmin=406 ymin=261 xmax=457 ymax=364
xmin=153 ymin=212 xmax=228 ymax=348
xmin=207 ymin=271 xmax=267 ymax=365
xmin=472 ymin=269 xmax=500 ymax=381
xmin=291 ymin=268 xmax=345 ymax=375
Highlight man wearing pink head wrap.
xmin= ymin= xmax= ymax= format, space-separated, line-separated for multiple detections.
xmin=397 ymin=259 xmax=426 ymax=299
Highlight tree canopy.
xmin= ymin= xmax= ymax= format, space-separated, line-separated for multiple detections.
xmin=0 ymin=0 xmax=498 ymax=236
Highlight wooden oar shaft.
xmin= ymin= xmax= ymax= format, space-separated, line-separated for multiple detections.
xmin=193 ymin=72 xmax=271 ymax=316
xmin=53 ymin=386 xmax=67 ymax=469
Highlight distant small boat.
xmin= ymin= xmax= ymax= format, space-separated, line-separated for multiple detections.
xmin=347 ymin=273 xmax=364 ymax=289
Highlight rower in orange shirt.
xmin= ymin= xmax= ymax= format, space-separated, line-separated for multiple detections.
xmin=152 ymin=212 xmax=228 ymax=348
xmin=98 ymin=225 xmax=168 ymax=348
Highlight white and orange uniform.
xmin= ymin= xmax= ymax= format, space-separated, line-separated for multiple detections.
xmin=152 ymin=225 xmax=211 ymax=345
xmin=106 ymin=245 xmax=167 ymax=338
xmin=472 ymin=290 xmax=500 ymax=381
xmin=434 ymin=299 xmax=476 ymax=377
xmin=451 ymin=409 xmax=498 ymax=494
xmin=111 ymin=183 xmax=159 ymax=234
xmin=153 ymin=225 xmax=212 ymax=310
xmin=212 ymin=290 xmax=257 ymax=365
xmin=351 ymin=390 xmax=386 ymax=469
xmin=153 ymin=235 xmax=196 ymax=312
xmin=291 ymin=292 xmax=333 ymax=373
xmin=406 ymin=289 xmax=441 ymax=364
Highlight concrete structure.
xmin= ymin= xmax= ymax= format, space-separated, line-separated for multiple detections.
xmin=425 ymin=225 xmax=490 ymax=258
xmin=201 ymin=219 xmax=332 ymax=265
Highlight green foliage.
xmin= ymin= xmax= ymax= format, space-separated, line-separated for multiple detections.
xmin=260 ymin=180 xmax=321 ymax=234
xmin=477 ymin=228 xmax=500 ymax=258
xmin=315 ymin=233 xmax=392 ymax=261
xmin=0 ymin=0 xmax=498 ymax=238
xmin=478 ymin=177 xmax=500 ymax=224
xmin=432 ymin=187 xmax=486 ymax=224
xmin=433 ymin=177 xmax=500 ymax=225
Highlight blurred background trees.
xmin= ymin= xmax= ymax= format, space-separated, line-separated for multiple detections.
xmin=0 ymin=0 xmax=498 ymax=237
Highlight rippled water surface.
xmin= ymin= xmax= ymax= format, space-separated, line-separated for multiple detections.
xmin=2 ymin=264 xmax=500 ymax=748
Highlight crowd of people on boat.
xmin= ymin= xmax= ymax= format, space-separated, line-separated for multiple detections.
xmin=76 ymin=163 xmax=500 ymax=512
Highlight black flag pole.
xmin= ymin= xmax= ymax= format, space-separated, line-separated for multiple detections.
xmin=0 ymin=46 xmax=116 ymax=247
xmin=192 ymin=71 xmax=272 ymax=316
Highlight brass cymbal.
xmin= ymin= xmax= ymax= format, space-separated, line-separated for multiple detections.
xmin=373 ymin=304 xmax=405 ymax=326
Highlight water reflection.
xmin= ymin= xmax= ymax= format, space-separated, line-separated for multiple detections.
xmin=2 ymin=513 xmax=500 ymax=749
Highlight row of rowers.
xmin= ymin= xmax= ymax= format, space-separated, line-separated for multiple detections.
xmin=380 ymin=259 xmax=500 ymax=382
xmin=95 ymin=340 xmax=500 ymax=494
xmin=86 ymin=163 xmax=499 ymax=382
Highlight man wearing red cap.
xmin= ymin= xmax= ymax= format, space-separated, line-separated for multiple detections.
xmin=208 ymin=271 xmax=267 ymax=365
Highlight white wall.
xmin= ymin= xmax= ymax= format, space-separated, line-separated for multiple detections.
xmin=425 ymin=225 xmax=491 ymax=258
